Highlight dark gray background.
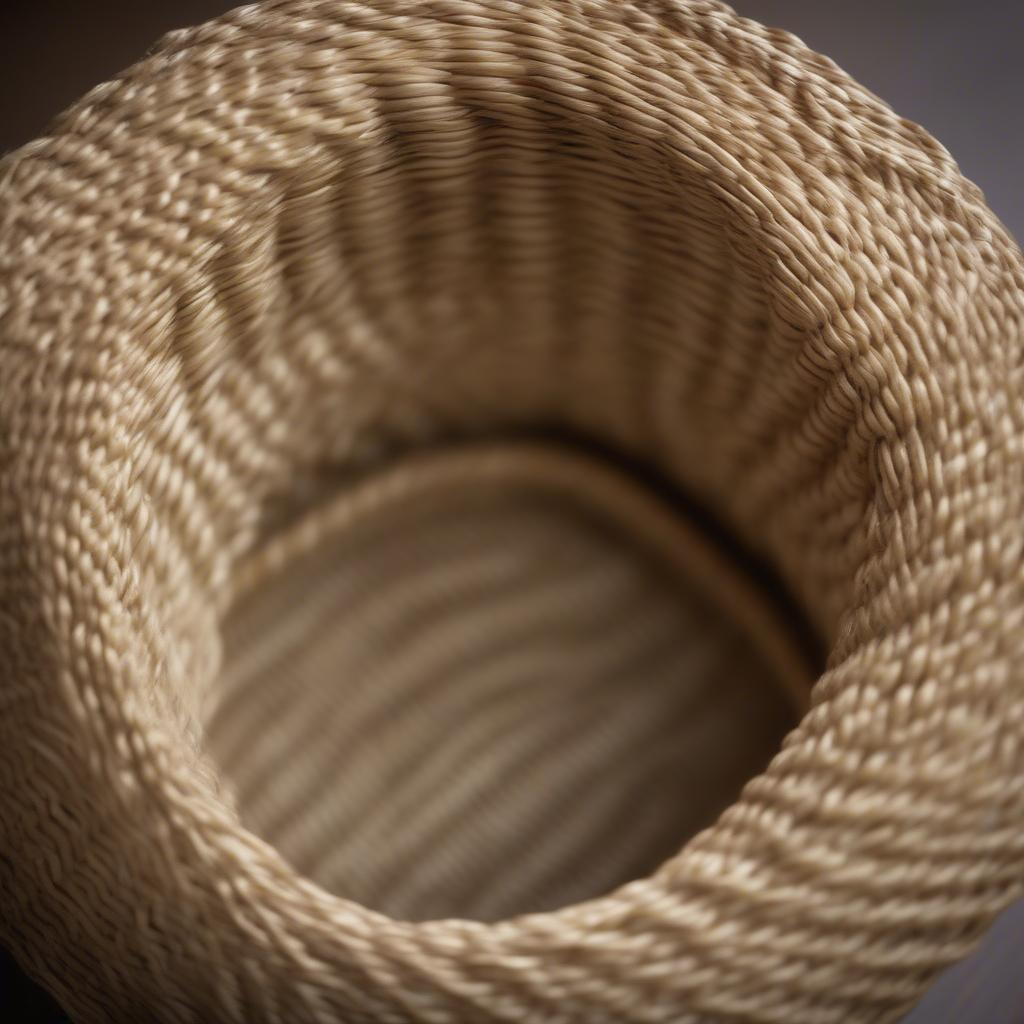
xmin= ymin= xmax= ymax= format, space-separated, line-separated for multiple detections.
xmin=1 ymin=3 xmax=1021 ymax=1022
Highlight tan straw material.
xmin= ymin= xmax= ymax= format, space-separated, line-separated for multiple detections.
xmin=1 ymin=1 xmax=1023 ymax=1022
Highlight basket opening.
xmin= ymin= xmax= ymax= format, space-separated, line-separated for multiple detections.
xmin=202 ymin=442 xmax=808 ymax=921
xmin=60 ymin=38 xmax=877 ymax=929
xmin=158 ymin=85 xmax=863 ymax=920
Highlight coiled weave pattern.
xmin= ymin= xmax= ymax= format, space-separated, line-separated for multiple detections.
xmin=1 ymin=1 xmax=1023 ymax=1022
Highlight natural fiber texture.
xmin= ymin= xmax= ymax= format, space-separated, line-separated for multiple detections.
xmin=0 ymin=1 xmax=1022 ymax=1022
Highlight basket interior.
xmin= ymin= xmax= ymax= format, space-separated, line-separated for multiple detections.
xmin=203 ymin=444 xmax=807 ymax=921
xmin=157 ymin=68 xmax=856 ymax=922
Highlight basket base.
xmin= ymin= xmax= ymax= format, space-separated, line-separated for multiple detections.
xmin=204 ymin=440 xmax=809 ymax=922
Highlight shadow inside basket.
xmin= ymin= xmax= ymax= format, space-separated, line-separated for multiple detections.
xmin=203 ymin=439 xmax=812 ymax=923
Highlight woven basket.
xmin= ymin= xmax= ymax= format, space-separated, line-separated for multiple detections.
xmin=2 ymin=1 xmax=1023 ymax=1022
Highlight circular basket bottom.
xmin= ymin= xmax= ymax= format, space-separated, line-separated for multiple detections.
xmin=204 ymin=441 xmax=811 ymax=922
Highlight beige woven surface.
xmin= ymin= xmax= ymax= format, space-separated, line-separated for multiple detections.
xmin=1 ymin=1 xmax=1023 ymax=1022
